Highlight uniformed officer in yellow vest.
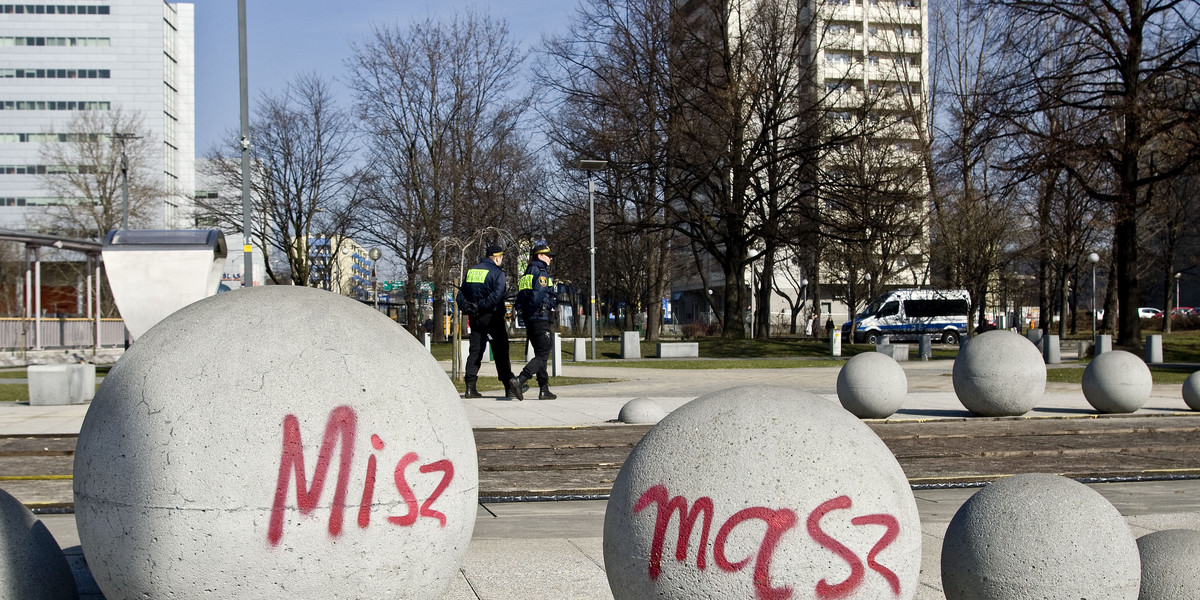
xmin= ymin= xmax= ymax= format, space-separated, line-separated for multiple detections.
xmin=509 ymin=242 xmax=558 ymax=400
xmin=455 ymin=244 xmax=517 ymax=398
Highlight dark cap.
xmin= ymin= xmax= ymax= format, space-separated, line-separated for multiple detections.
xmin=531 ymin=243 xmax=556 ymax=257
xmin=485 ymin=244 xmax=504 ymax=256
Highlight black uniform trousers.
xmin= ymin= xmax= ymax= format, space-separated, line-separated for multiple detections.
xmin=518 ymin=319 xmax=553 ymax=387
xmin=465 ymin=312 xmax=513 ymax=385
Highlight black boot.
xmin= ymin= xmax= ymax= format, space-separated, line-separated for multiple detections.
xmin=538 ymin=386 xmax=557 ymax=400
xmin=503 ymin=379 xmax=529 ymax=399
xmin=508 ymin=376 xmax=526 ymax=401
xmin=462 ymin=379 xmax=482 ymax=399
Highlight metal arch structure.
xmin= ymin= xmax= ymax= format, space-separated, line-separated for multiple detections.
xmin=0 ymin=229 xmax=104 ymax=353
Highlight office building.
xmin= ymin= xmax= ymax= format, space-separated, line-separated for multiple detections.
xmin=0 ymin=0 xmax=195 ymax=231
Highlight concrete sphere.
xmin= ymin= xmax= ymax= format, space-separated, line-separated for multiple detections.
xmin=952 ymin=330 xmax=1046 ymax=417
xmin=0 ymin=488 xmax=77 ymax=599
xmin=941 ymin=473 xmax=1140 ymax=600
xmin=837 ymin=352 xmax=908 ymax=418
xmin=74 ymin=286 xmax=478 ymax=599
xmin=1082 ymin=350 xmax=1152 ymax=414
xmin=1181 ymin=372 xmax=1200 ymax=411
xmin=1137 ymin=529 xmax=1200 ymax=600
xmin=604 ymin=385 xmax=922 ymax=600
xmin=618 ymin=397 xmax=667 ymax=424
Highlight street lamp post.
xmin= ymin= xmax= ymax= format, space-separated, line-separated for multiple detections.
xmin=576 ymin=159 xmax=607 ymax=360
xmin=1088 ymin=253 xmax=1100 ymax=340
xmin=113 ymin=133 xmax=139 ymax=230
xmin=369 ymin=247 xmax=382 ymax=310
xmin=1177 ymin=271 xmax=1183 ymax=313
xmin=801 ymin=278 xmax=809 ymax=334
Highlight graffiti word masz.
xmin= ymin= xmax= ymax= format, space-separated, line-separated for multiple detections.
xmin=634 ymin=485 xmax=901 ymax=600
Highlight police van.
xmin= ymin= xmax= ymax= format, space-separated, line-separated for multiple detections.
xmin=843 ymin=289 xmax=970 ymax=345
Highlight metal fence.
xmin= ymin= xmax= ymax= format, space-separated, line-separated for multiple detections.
xmin=0 ymin=318 xmax=126 ymax=349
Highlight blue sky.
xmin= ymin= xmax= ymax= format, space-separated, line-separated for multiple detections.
xmin=191 ymin=0 xmax=573 ymax=155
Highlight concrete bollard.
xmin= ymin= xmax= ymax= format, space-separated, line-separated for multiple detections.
xmin=526 ymin=338 xmax=535 ymax=361
xmin=1137 ymin=529 xmax=1200 ymax=599
xmin=1095 ymin=334 xmax=1112 ymax=355
xmin=1026 ymin=328 xmax=1043 ymax=346
xmin=604 ymin=386 xmax=922 ymax=599
xmin=1082 ymin=350 xmax=1152 ymax=413
xmin=1145 ymin=334 xmax=1163 ymax=363
xmin=919 ymin=334 xmax=932 ymax=360
xmin=620 ymin=331 xmax=641 ymax=359
xmin=1077 ymin=340 xmax=1090 ymax=360
xmin=573 ymin=337 xmax=587 ymax=362
xmin=838 ymin=352 xmax=907 ymax=418
xmin=830 ymin=330 xmax=842 ymax=356
xmin=1184 ymin=372 xmax=1200 ymax=411
xmin=423 ymin=332 xmax=432 ymax=352
xmin=617 ymin=397 xmax=666 ymax=424
xmin=552 ymin=332 xmax=562 ymax=377
xmin=1043 ymin=334 xmax=1060 ymax=364
xmin=459 ymin=341 xmax=469 ymax=366
xmin=483 ymin=341 xmax=492 ymax=363
xmin=880 ymin=335 xmax=891 ymax=345
xmin=953 ymin=330 xmax=1046 ymax=417
xmin=941 ymin=473 xmax=1140 ymax=599
xmin=0 ymin=487 xmax=78 ymax=599
xmin=74 ymin=287 xmax=478 ymax=599
xmin=28 ymin=363 xmax=95 ymax=406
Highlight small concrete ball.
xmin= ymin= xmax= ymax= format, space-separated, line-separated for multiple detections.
xmin=1082 ymin=350 xmax=1152 ymax=413
xmin=604 ymin=385 xmax=922 ymax=600
xmin=74 ymin=286 xmax=478 ymax=600
xmin=1181 ymin=372 xmax=1200 ymax=411
xmin=940 ymin=473 xmax=1140 ymax=600
xmin=0 ymin=488 xmax=77 ymax=599
xmin=837 ymin=352 xmax=908 ymax=418
xmin=952 ymin=330 xmax=1046 ymax=417
xmin=618 ymin=397 xmax=667 ymax=424
xmin=1137 ymin=529 xmax=1200 ymax=600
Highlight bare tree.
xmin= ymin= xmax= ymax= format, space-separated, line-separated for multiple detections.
xmin=199 ymin=73 xmax=359 ymax=286
xmin=995 ymin=0 xmax=1200 ymax=346
xmin=36 ymin=107 xmax=164 ymax=237
xmin=349 ymin=11 xmax=535 ymax=339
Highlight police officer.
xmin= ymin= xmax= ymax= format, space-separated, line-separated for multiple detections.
xmin=509 ymin=242 xmax=558 ymax=400
xmin=455 ymin=244 xmax=516 ymax=399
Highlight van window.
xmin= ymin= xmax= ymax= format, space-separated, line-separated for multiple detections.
xmin=878 ymin=301 xmax=900 ymax=318
xmin=904 ymin=299 xmax=968 ymax=318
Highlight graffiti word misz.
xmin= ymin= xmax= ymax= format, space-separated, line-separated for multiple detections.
xmin=633 ymin=485 xmax=902 ymax=600
xmin=267 ymin=405 xmax=455 ymax=546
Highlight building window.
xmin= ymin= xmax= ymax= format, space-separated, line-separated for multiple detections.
xmin=0 ymin=37 xmax=110 ymax=46
xmin=0 ymin=5 xmax=110 ymax=14
xmin=0 ymin=68 xmax=111 ymax=78
xmin=0 ymin=100 xmax=110 ymax=110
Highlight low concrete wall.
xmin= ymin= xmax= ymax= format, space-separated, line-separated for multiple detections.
xmin=656 ymin=342 xmax=699 ymax=358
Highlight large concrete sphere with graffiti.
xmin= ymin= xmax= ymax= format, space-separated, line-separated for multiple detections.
xmin=952 ymin=330 xmax=1046 ymax=416
xmin=941 ymin=473 xmax=1140 ymax=600
xmin=73 ymin=286 xmax=478 ymax=599
xmin=0 ymin=488 xmax=77 ymax=599
xmin=1082 ymin=350 xmax=1152 ymax=413
xmin=1136 ymin=529 xmax=1200 ymax=599
xmin=837 ymin=351 xmax=908 ymax=418
xmin=603 ymin=385 xmax=922 ymax=600
xmin=1185 ymin=372 xmax=1200 ymax=411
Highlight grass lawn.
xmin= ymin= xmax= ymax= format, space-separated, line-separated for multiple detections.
xmin=430 ymin=336 xmax=961 ymax=367
xmin=1046 ymin=365 xmax=1195 ymax=385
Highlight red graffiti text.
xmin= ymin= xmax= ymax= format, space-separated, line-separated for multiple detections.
xmin=633 ymin=485 xmax=901 ymax=600
xmin=267 ymin=406 xmax=455 ymax=546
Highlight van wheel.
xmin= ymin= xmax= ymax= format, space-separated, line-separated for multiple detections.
xmin=865 ymin=332 xmax=880 ymax=345
xmin=943 ymin=331 xmax=959 ymax=345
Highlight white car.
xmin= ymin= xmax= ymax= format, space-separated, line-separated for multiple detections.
xmin=1138 ymin=307 xmax=1164 ymax=318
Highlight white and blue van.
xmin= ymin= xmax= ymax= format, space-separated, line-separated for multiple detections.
xmin=842 ymin=289 xmax=970 ymax=345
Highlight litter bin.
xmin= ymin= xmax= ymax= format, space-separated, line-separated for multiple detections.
xmin=102 ymin=230 xmax=227 ymax=341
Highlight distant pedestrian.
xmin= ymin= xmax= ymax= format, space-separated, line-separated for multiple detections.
xmin=825 ymin=317 xmax=835 ymax=339
xmin=509 ymin=243 xmax=558 ymax=400
xmin=455 ymin=245 xmax=516 ymax=399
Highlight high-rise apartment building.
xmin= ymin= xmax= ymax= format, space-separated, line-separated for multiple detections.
xmin=0 ymin=0 xmax=194 ymax=231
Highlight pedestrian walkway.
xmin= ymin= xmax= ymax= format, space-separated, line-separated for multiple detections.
xmin=3 ymin=357 xmax=1199 ymax=599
